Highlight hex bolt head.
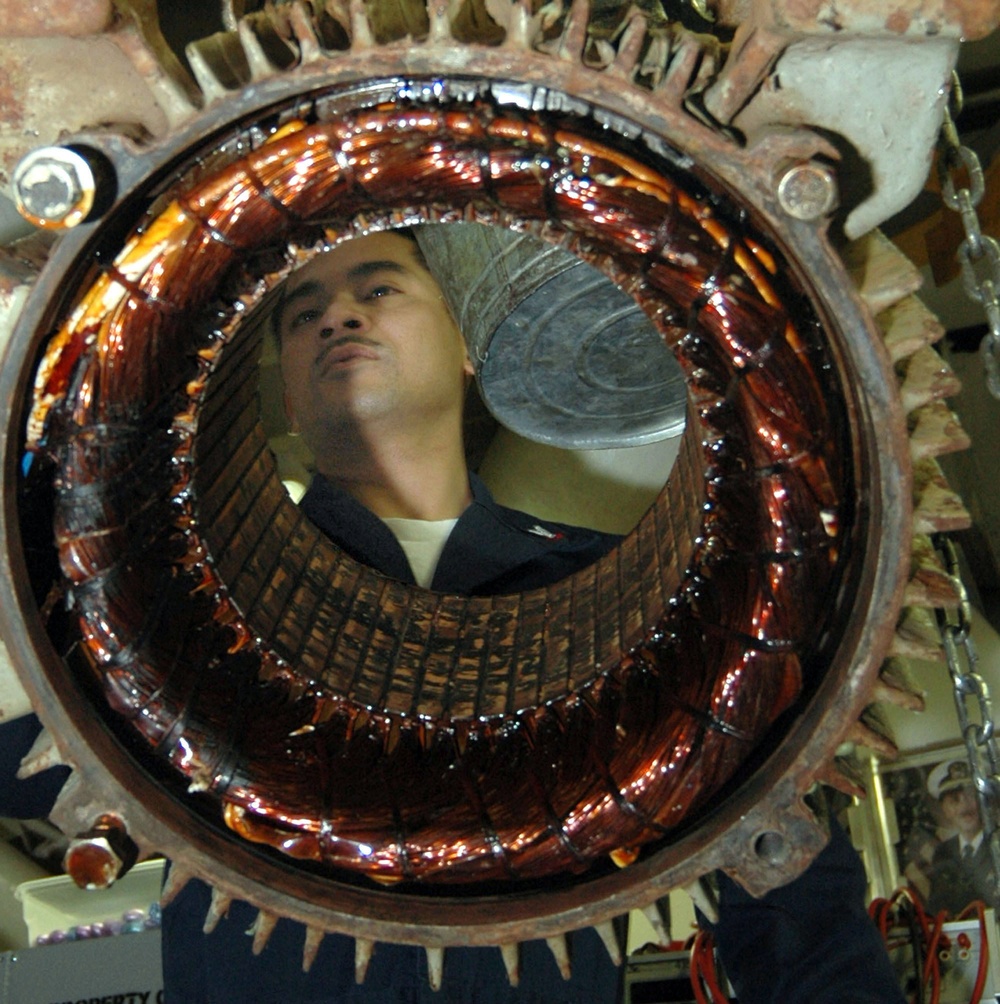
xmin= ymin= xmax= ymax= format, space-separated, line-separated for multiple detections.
xmin=12 ymin=146 xmax=107 ymax=230
xmin=63 ymin=814 xmax=139 ymax=890
xmin=776 ymin=162 xmax=839 ymax=222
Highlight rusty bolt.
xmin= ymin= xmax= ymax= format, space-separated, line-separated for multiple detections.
xmin=12 ymin=146 xmax=110 ymax=230
xmin=775 ymin=162 xmax=838 ymax=222
xmin=63 ymin=814 xmax=139 ymax=890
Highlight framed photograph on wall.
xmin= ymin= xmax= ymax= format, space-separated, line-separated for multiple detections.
xmin=872 ymin=743 xmax=998 ymax=917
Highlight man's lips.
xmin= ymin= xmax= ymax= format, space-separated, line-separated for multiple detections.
xmin=316 ymin=338 xmax=381 ymax=373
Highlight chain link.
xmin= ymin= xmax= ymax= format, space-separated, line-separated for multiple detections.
xmin=937 ymin=74 xmax=1000 ymax=400
xmin=933 ymin=534 xmax=1000 ymax=901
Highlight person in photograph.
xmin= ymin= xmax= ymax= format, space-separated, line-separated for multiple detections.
xmin=926 ymin=758 xmax=998 ymax=915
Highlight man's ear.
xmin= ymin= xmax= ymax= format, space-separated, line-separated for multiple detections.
xmin=463 ymin=354 xmax=475 ymax=379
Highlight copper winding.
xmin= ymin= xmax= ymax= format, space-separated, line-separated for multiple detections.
xmin=27 ymin=96 xmax=852 ymax=886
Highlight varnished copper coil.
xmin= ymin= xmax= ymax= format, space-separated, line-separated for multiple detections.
xmin=25 ymin=95 xmax=854 ymax=887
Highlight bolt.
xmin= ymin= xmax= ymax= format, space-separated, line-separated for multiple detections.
xmin=63 ymin=814 xmax=138 ymax=890
xmin=12 ymin=146 xmax=103 ymax=229
xmin=776 ymin=162 xmax=838 ymax=222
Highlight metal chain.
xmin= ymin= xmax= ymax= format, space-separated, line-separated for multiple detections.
xmin=933 ymin=534 xmax=1000 ymax=901
xmin=936 ymin=73 xmax=1000 ymax=400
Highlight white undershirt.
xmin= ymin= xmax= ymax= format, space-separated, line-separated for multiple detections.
xmin=381 ymin=517 xmax=458 ymax=588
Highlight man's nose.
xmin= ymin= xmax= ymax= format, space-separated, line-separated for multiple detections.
xmin=320 ymin=295 xmax=365 ymax=335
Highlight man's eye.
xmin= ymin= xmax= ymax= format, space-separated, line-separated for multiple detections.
xmin=364 ymin=284 xmax=396 ymax=300
xmin=290 ymin=308 xmax=321 ymax=329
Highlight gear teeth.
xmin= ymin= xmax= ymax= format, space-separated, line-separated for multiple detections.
xmin=549 ymin=0 xmax=590 ymax=62
xmin=425 ymin=0 xmax=453 ymax=43
xmin=250 ymin=910 xmax=279 ymax=955
xmin=185 ymin=41 xmax=237 ymax=103
xmin=494 ymin=0 xmax=535 ymax=51
xmin=545 ymin=934 xmax=572 ymax=980
xmin=909 ymin=400 xmax=971 ymax=462
xmin=237 ymin=19 xmax=287 ymax=80
xmin=880 ymin=295 xmax=946 ymax=364
xmin=905 ymin=533 xmax=963 ymax=608
xmin=641 ymin=899 xmax=670 ymax=945
xmin=425 ymin=946 xmax=445 ymax=990
xmin=844 ymin=230 xmax=923 ymax=315
xmin=159 ymin=865 xmax=193 ymax=908
xmin=899 ymin=345 xmax=962 ymax=412
xmin=639 ymin=30 xmax=671 ymax=88
xmin=302 ymin=926 xmax=325 ymax=973
xmin=354 ymin=937 xmax=375 ymax=983
xmin=684 ymin=878 xmax=719 ymax=925
xmin=655 ymin=29 xmax=703 ymax=105
xmin=349 ymin=0 xmax=377 ymax=50
xmin=593 ymin=919 xmax=623 ymax=967
xmin=610 ymin=12 xmax=648 ymax=78
xmin=913 ymin=457 xmax=972 ymax=534
xmin=814 ymin=759 xmax=867 ymax=800
xmin=203 ymin=887 xmax=232 ymax=934
xmin=872 ymin=658 xmax=925 ymax=713
xmin=844 ymin=715 xmax=898 ymax=760
xmin=288 ymin=1 xmax=324 ymax=63
xmin=891 ymin=607 xmax=945 ymax=662
xmin=16 ymin=725 xmax=64 ymax=778
xmin=500 ymin=942 xmax=520 ymax=985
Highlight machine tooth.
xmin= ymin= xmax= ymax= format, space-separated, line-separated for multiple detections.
xmin=899 ymin=345 xmax=962 ymax=412
xmin=912 ymin=457 xmax=972 ymax=535
xmin=302 ymin=926 xmax=325 ymax=972
xmin=425 ymin=0 xmax=453 ymax=43
xmin=813 ymin=760 xmax=867 ymax=800
xmin=684 ymin=878 xmax=719 ymax=925
xmin=871 ymin=661 xmax=926 ymax=713
xmin=878 ymin=295 xmax=946 ymax=364
xmin=909 ymin=400 xmax=971 ymax=462
xmin=425 ymin=946 xmax=444 ymax=990
xmin=250 ymin=910 xmax=279 ymax=955
xmin=552 ymin=0 xmax=591 ymax=62
xmin=655 ymin=30 xmax=703 ymax=105
xmin=610 ymin=12 xmax=647 ymax=78
xmin=641 ymin=900 xmax=670 ymax=945
xmin=287 ymin=1 xmax=324 ymax=63
xmin=545 ymin=934 xmax=572 ymax=980
xmin=843 ymin=230 xmax=923 ymax=316
xmin=844 ymin=716 xmax=897 ymax=760
xmin=15 ymin=726 xmax=63 ymax=778
xmin=904 ymin=533 xmax=964 ymax=609
xmin=159 ymin=865 xmax=193 ymax=908
xmin=639 ymin=29 xmax=672 ymax=88
xmin=496 ymin=0 xmax=533 ymax=50
xmin=237 ymin=20 xmax=285 ymax=80
xmin=702 ymin=22 xmax=777 ymax=125
xmin=48 ymin=773 xmax=98 ymax=837
xmin=185 ymin=41 xmax=236 ymax=103
xmin=499 ymin=942 xmax=520 ymax=985
xmin=348 ymin=0 xmax=376 ymax=49
xmin=202 ymin=886 xmax=232 ymax=934
xmin=593 ymin=919 xmax=623 ymax=967
xmin=354 ymin=937 xmax=375 ymax=983
xmin=891 ymin=607 xmax=945 ymax=661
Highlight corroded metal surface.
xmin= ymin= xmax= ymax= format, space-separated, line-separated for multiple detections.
xmin=0 ymin=0 xmax=986 ymax=976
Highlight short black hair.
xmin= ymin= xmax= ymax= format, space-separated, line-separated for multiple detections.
xmin=269 ymin=226 xmax=429 ymax=346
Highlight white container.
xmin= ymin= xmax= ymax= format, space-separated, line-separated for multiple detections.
xmin=15 ymin=858 xmax=165 ymax=946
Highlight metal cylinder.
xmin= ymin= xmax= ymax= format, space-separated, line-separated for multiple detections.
xmin=413 ymin=223 xmax=687 ymax=449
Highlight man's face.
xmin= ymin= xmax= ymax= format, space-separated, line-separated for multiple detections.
xmin=940 ymin=784 xmax=982 ymax=840
xmin=277 ymin=231 xmax=472 ymax=454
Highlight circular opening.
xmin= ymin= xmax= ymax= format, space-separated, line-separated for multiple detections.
xmin=16 ymin=79 xmax=866 ymax=897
